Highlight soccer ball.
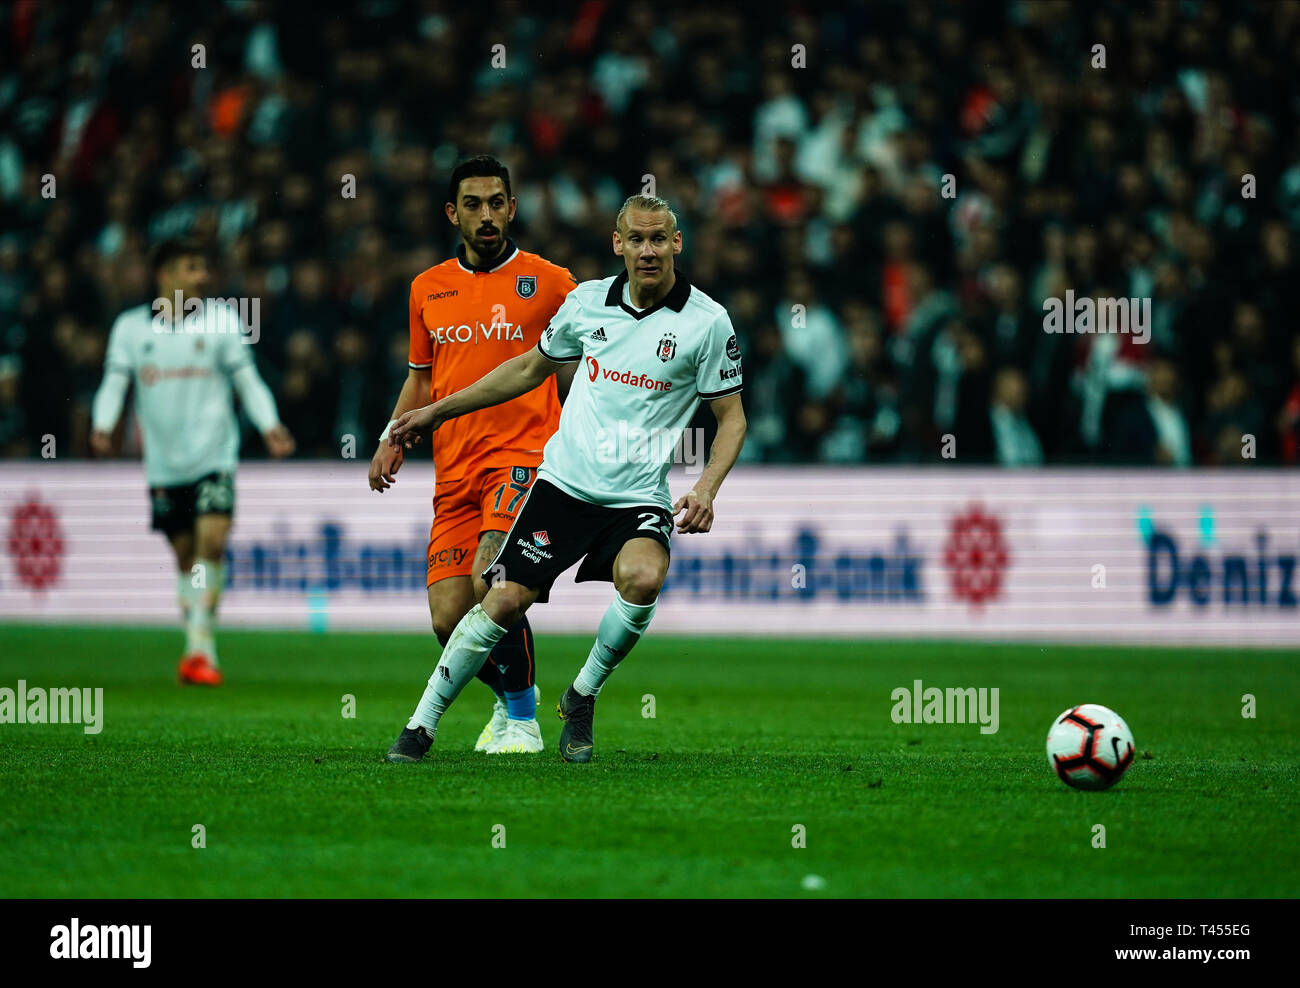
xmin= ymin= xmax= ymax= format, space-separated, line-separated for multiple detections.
xmin=1046 ymin=704 xmax=1135 ymax=790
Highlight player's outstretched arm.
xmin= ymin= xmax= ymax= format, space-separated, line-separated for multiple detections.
xmin=370 ymin=366 xmax=431 ymax=491
xmin=390 ymin=348 xmax=563 ymax=448
xmin=673 ymin=393 xmax=747 ymax=534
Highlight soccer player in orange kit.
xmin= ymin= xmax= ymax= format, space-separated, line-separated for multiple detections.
xmin=369 ymin=156 xmax=576 ymax=757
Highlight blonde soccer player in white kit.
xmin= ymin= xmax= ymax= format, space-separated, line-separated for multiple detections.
xmin=384 ymin=196 xmax=747 ymax=763
xmin=91 ymin=240 xmax=294 ymax=685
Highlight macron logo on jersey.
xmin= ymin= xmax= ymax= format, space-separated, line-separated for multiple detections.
xmin=429 ymin=322 xmax=524 ymax=345
xmin=584 ymin=356 xmax=673 ymax=392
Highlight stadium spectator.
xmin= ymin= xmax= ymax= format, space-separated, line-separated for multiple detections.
xmin=990 ymin=367 xmax=1043 ymax=468
xmin=1144 ymin=357 xmax=1193 ymax=467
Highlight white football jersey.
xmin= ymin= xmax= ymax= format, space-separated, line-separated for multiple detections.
xmin=102 ymin=302 xmax=259 ymax=486
xmin=536 ymin=271 xmax=743 ymax=510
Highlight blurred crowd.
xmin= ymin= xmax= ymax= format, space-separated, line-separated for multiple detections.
xmin=3 ymin=0 xmax=1300 ymax=466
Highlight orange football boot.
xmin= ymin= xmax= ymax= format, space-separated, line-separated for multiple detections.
xmin=178 ymin=654 xmax=223 ymax=686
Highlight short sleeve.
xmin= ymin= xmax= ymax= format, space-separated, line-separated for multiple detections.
xmin=408 ymin=283 xmax=432 ymax=370
xmin=695 ymin=310 xmax=744 ymax=399
xmin=537 ymin=289 xmax=584 ymax=362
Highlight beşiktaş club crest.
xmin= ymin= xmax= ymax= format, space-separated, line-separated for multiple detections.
xmin=516 ymin=275 xmax=537 ymax=299
xmin=656 ymin=332 xmax=677 ymax=362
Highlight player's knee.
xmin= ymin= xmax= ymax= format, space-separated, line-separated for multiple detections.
xmin=616 ymin=565 xmax=663 ymax=605
xmin=170 ymin=538 xmax=195 ymax=572
xmin=430 ymin=613 xmax=459 ymax=644
xmin=483 ymin=584 xmax=528 ymax=628
xmin=428 ymin=603 xmax=460 ymax=639
xmin=196 ymin=531 xmax=228 ymax=561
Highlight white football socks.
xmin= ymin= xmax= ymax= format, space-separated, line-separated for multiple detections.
xmin=191 ymin=558 xmax=224 ymax=665
xmin=573 ymin=594 xmax=656 ymax=696
xmin=408 ymin=604 xmax=509 ymax=734
xmin=177 ymin=573 xmax=202 ymax=654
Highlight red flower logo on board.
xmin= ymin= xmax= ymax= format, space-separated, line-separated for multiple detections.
xmin=943 ymin=505 xmax=1008 ymax=608
xmin=7 ymin=497 xmax=65 ymax=591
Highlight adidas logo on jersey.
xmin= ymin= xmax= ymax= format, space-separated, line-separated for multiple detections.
xmin=590 ymin=327 xmax=607 ymax=341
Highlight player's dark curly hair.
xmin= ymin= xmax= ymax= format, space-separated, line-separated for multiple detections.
xmin=151 ymin=237 xmax=208 ymax=277
xmin=447 ymin=155 xmax=512 ymax=206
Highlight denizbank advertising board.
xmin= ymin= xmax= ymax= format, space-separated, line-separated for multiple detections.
xmin=2 ymin=464 xmax=1297 ymax=646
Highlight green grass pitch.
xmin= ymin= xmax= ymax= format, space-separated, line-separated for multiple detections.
xmin=0 ymin=624 xmax=1296 ymax=898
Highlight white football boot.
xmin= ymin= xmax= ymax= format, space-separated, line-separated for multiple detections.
xmin=485 ymin=717 xmax=545 ymax=754
xmin=475 ymin=700 xmax=508 ymax=752
xmin=474 ymin=686 xmax=541 ymax=751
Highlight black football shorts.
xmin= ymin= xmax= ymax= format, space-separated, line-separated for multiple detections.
xmin=482 ymin=478 xmax=672 ymax=603
xmin=149 ymin=471 xmax=235 ymax=535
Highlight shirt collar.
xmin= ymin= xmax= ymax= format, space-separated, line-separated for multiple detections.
xmin=456 ymin=237 xmax=519 ymax=273
xmin=604 ymin=269 xmax=692 ymax=320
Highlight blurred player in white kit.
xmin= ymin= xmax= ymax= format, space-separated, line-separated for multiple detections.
xmin=90 ymin=239 xmax=294 ymax=685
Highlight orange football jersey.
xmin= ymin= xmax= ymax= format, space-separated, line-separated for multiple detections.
xmin=407 ymin=239 xmax=576 ymax=482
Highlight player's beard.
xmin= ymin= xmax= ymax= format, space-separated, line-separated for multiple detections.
xmin=466 ymin=221 xmax=509 ymax=260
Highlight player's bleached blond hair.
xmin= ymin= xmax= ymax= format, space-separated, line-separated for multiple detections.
xmin=616 ymin=194 xmax=679 ymax=236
